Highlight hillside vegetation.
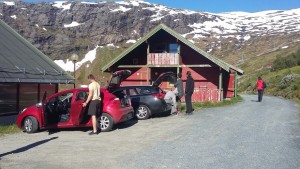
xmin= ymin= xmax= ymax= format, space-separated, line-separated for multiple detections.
xmin=75 ymin=46 xmax=126 ymax=86
xmin=238 ymin=46 xmax=300 ymax=104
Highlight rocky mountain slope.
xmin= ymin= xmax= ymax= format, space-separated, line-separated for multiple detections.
xmin=1 ymin=0 xmax=300 ymax=67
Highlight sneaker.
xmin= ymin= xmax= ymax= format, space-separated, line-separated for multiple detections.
xmin=89 ymin=131 xmax=98 ymax=135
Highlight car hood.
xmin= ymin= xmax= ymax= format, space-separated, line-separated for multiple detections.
xmin=152 ymin=72 xmax=177 ymax=88
xmin=108 ymin=70 xmax=132 ymax=88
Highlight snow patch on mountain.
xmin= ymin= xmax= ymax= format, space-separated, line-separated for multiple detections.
xmin=126 ymin=40 xmax=137 ymax=43
xmin=81 ymin=1 xmax=98 ymax=5
xmin=183 ymin=8 xmax=300 ymax=41
xmin=10 ymin=15 xmax=16 ymax=19
xmin=64 ymin=21 xmax=83 ymax=28
xmin=111 ymin=6 xmax=131 ymax=12
xmin=3 ymin=1 xmax=15 ymax=6
xmin=116 ymin=0 xmax=150 ymax=6
xmin=54 ymin=46 xmax=100 ymax=72
xmin=52 ymin=1 xmax=71 ymax=10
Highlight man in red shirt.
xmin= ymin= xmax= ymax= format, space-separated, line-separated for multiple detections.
xmin=256 ymin=76 xmax=265 ymax=102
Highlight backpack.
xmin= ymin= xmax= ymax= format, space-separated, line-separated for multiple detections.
xmin=263 ymin=81 xmax=267 ymax=89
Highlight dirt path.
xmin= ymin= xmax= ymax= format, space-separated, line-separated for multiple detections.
xmin=1 ymin=95 xmax=299 ymax=169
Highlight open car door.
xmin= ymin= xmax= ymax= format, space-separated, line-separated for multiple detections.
xmin=71 ymin=90 xmax=88 ymax=125
xmin=152 ymin=72 xmax=177 ymax=88
xmin=108 ymin=70 xmax=131 ymax=92
xmin=41 ymin=91 xmax=47 ymax=128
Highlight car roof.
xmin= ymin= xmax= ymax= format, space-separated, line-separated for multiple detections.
xmin=119 ymin=85 xmax=154 ymax=88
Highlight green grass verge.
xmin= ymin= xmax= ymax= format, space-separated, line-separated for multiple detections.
xmin=193 ymin=95 xmax=243 ymax=109
xmin=179 ymin=95 xmax=243 ymax=112
xmin=0 ymin=124 xmax=21 ymax=136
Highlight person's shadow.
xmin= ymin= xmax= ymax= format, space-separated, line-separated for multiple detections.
xmin=0 ymin=137 xmax=58 ymax=158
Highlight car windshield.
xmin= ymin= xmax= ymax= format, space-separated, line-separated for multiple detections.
xmin=59 ymin=93 xmax=73 ymax=102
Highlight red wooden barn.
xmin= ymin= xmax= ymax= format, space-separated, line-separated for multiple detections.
xmin=102 ymin=24 xmax=243 ymax=102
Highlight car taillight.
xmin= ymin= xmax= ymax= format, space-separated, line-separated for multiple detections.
xmin=152 ymin=93 xmax=164 ymax=99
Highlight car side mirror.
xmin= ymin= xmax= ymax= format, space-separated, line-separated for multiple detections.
xmin=36 ymin=102 xmax=42 ymax=108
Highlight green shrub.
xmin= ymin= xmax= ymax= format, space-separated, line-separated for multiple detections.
xmin=272 ymin=48 xmax=300 ymax=71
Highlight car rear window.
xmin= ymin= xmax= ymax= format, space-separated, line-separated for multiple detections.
xmin=128 ymin=88 xmax=138 ymax=95
xmin=140 ymin=88 xmax=151 ymax=94
xmin=121 ymin=86 xmax=164 ymax=96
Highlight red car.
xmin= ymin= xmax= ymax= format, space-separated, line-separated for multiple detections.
xmin=17 ymin=70 xmax=134 ymax=133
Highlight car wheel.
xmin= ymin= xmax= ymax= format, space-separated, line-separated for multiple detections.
xmin=23 ymin=116 xmax=38 ymax=133
xmin=136 ymin=105 xmax=150 ymax=120
xmin=98 ymin=113 xmax=114 ymax=132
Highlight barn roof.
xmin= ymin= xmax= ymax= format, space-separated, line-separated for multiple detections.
xmin=0 ymin=19 xmax=74 ymax=83
xmin=102 ymin=24 xmax=243 ymax=74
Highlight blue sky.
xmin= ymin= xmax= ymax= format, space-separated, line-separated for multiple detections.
xmin=22 ymin=0 xmax=300 ymax=13
xmin=146 ymin=0 xmax=300 ymax=13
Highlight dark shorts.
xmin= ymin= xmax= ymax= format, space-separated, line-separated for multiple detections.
xmin=88 ymin=100 xmax=101 ymax=116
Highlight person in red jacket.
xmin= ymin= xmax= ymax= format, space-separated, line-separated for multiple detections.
xmin=256 ymin=76 xmax=265 ymax=102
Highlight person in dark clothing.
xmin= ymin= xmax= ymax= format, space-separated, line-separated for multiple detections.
xmin=256 ymin=76 xmax=265 ymax=102
xmin=174 ymin=73 xmax=184 ymax=114
xmin=185 ymin=71 xmax=194 ymax=114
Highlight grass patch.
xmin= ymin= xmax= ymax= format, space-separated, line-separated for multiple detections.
xmin=179 ymin=95 xmax=243 ymax=112
xmin=0 ymin=125 xmax=21 ymax=136
xmin=193 ymin=95 xmax=243 ymax=109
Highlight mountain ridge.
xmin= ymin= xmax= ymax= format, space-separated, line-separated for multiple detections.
xmin=1 ymin=0 xmax=300 ymax=68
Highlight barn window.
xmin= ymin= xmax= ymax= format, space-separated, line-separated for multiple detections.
xmin=154 ymin=43 xmax=167 ymax=53
xmin=169 ymin=44 xmax=178 ymax=53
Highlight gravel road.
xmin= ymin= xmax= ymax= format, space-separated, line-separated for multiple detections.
xmin=0 ymin=95 xmax=299 ymax=169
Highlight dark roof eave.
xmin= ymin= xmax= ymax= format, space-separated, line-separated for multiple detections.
xmin=0 ymin=78 xmax=74 ymax=84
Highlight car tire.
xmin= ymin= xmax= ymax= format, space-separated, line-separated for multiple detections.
xmin=136 ymin=105 xmax=150 ymax=120
xmin=23 ymin=116 xmax=39 ymax=133
xmin=98 ymin=113 xmax=114 ymax=132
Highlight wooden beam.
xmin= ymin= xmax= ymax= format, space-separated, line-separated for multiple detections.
xmin=234 ymin=72 xmax=237 ymax=97
xmin=118 ymin=65 xmax=151 ymax=68
xmin=219 ymin=68 xmax=223 ymax=101
xmin=118 ymin=64 xmax=212 ymax=68
xmin=181 ymin=64 xmax=212 ymax=68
